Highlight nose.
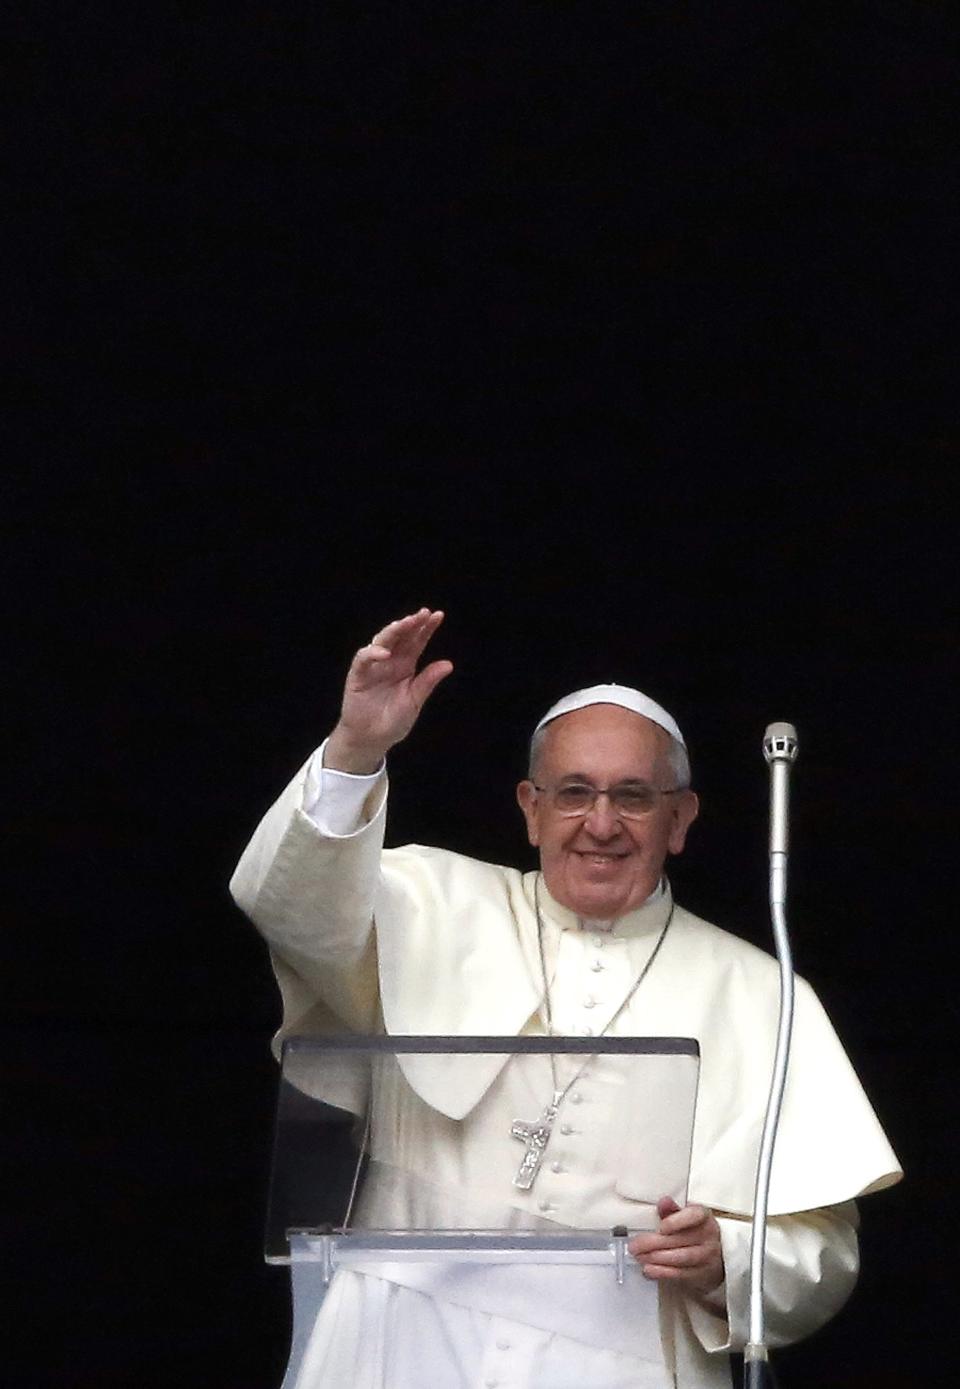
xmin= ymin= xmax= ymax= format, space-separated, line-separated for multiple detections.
xmin=581 ymin=791 xmax=622 ymax=840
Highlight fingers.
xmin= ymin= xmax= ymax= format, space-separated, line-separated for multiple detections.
xmin=627 ymin=1203 xmax=723 ymax=1292
xmin=639 ymin=1250 xmax=711 ymax=1272
xmin=629 ymin=1232 xmax=723 ymax=1291
xmin=353 ymin=644 xmax=393 ymax=669
xmin=410 ymin=658 xmax=454 ymax=707
xmin=349 ymin=609 xmax=446 ymax=682
xmin=629 ymin=1228 xmax=710 ymax=1258
xmin=638 ymin=1259 xmax=723 ymax=1292
xmin=369 ymin=608 xmax=444 ymax=655
xmin=659 ymin=1203 xmax=712 ymax=1235
xmin=628 ymin=1204 xmax=711 ymax=1254
xmin=639 ymin=1250 xmax=724 ymax=1290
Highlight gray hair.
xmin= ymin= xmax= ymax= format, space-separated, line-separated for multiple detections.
xmin=528 ymin=723 xmax=691 ymax=789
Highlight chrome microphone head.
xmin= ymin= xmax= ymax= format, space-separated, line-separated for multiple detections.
xmin=763 ymin=722 xmax=799 ymax=764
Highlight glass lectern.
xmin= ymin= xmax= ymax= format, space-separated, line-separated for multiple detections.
xmin=267 ymin=1035 xmax=699 ymax=1389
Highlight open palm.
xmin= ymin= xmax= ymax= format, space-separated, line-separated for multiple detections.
xmin=329 ymin=609 xmax=453 ymax=769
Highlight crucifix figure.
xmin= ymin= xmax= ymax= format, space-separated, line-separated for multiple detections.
xmin=511 ymin=1089 xmax=564 ymax=1190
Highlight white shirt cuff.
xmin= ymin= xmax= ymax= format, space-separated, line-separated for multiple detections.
xmin=303 ymin=738 xmax=386 ymax=837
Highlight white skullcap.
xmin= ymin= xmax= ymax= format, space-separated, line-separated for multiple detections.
xmin=534 ymin=683 xmax=685 ymax=746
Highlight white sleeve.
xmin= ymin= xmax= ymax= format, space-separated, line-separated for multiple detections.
xmin=229 ymin=741 xmax=389 ymax=1036
xmin=302 ymin=739 xmax=386 ymax=838
xmin=684 ymin=1200 xmax=860 ymax=1353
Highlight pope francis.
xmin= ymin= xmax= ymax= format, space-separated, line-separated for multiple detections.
xmin=230 ymin=608 xmax=900 ymax=1389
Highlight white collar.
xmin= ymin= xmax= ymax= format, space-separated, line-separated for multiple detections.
xmin=532 ymin=875 xmax=673 ymax=940
xmin=580 ymin=876 xmax=666 ymax=932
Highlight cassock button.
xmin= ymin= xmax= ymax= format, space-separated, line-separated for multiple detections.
xmin=550 ymin=1160 xmax=563 ymax=1173
xmin=560 ymin=1123 xmax=574 ymax=1135
xmin=591 ymin=960 xmax=604 ymax=972
xmin=581 ymin=1025 xmax=594 ymax=1036
xmin=537 ymin=1199 xmax=552 ymax=1212
xmin=484 ymin=1379 xmax=499 ymax=1388
xmin=583 ymin=996 xmax=597 ymax=1008
xmin=570 ymin=1093 xmax=583 ymax=1104
xmin=496 ymin=1339 xmax=511 ymax=1351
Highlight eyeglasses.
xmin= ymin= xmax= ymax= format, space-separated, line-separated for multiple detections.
xmin=532 ymin=781 xmax=686 ymax=820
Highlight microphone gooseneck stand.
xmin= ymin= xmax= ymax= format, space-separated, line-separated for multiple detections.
xmin=744 ymin=723 xmax=799 ymax=1389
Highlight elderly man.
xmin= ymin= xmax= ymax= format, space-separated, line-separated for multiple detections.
xmin=231 ymin=609 xmax=899 ymax=1389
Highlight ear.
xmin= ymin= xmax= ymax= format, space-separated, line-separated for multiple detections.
xmin=667 ymin=790 xmax=699 ymax=856
xmin=516 ymin=780 xmax=540 ymax=846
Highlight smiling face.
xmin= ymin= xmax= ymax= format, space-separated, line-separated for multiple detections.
xmin=516 ymin=704 xmax=699 ymax=919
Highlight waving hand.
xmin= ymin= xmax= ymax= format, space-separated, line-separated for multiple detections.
xmin=325 ymin=609 xmax=453 ymax=773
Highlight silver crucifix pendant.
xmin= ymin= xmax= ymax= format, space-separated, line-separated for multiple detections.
xmin=510 ymin=1089 xmax=564 ymax=1190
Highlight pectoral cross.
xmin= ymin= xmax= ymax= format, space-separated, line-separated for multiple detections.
xmin=511 ymin=1089 xmax=563 ymax=1190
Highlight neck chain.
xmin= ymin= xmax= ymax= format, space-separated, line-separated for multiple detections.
xmin=510 ymin=875 xmax=673 ymax=1190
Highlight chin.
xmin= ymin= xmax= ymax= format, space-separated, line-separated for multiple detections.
xmin=557 ymin=865 xmax=654 ymax=919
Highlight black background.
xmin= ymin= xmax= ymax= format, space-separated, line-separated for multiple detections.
xmin=7 ymin=3 xmax=957 ymax=1385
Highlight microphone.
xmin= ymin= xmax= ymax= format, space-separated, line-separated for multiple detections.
xmin=745 ymin=723 xmax=799 ymax=1389
xmin=763 ymin=719 xmax=798 ymax=854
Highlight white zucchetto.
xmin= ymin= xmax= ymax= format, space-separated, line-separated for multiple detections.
xmin=534 ymin=683 xmax=685 ymax=746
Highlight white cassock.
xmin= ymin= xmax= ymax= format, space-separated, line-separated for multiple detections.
xmin=230 ymin=748 xmax=901 ymax=1389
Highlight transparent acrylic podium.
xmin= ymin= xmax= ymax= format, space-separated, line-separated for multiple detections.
xmin=267 ymin=1035 xmax=699 ymax=1389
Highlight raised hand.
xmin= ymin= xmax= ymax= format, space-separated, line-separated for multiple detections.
xmin=325 ymin=609 xmax=453 ymax=773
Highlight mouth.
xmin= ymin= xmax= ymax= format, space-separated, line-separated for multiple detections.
xmin=575 ymin=851 xmax=630 ymax=867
